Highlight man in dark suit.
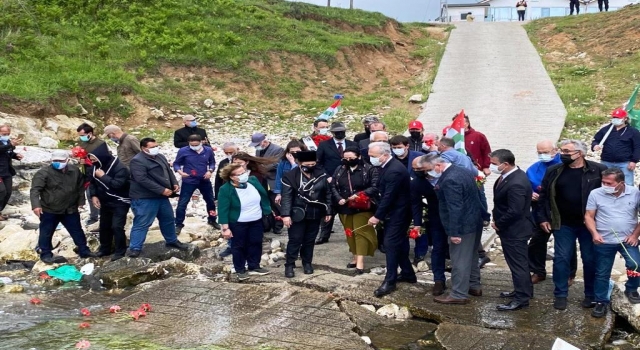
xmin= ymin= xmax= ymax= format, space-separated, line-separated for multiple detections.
xmin=367 ymin=142 xmax=416 ymax=297
xmin=315 ymin=122 xmax=356 ymax=244
xmin=424 ymin=153 xmax=483 ymax=304
xmin=490 ymin=149 xmax=534 ymax=311
xmin=249 ymin=132 xmax=285 ymax=234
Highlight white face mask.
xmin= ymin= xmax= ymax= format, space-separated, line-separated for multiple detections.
xmin=427 ymin=170 xmax=441 ymax=178
xmin=602 ymin=184 xmax=619 ymax=194
xmin=392 ymin=148 xmax=405 ymax=156
xmin=612 ymin=118 xmax=625 ymax=126
xmin=489 ymin=163 xmax=503 ymax=174
xmin=190 ymin=144 xmax=202 ymax=151
xmin=318 ymin=128 xmax=329 ymax=135
xmin=370 ymin=156 xmax=382 ymax=167
xmin=147 ymin=147 xmax=160 ymax=156
xmin=238 ymin=172 xmax=249 ymax=183
xmin=255 ymin=145 xmax=264 ymax=151
xmin=538 ymin=154 xmax=554 ymax=162
xmin=226 ymin=155 xmax=233 ymax=162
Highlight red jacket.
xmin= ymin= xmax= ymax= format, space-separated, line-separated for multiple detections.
xmin=464 ymin=128 xmax=491 ymax=170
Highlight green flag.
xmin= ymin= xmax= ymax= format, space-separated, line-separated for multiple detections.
xmin=625 ymin=85 xmax=640 ymax=129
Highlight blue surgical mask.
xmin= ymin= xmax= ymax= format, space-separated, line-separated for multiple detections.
xmin=538 ymin=154 xmax=553 ymax=163
xmin=0 ymin=135 xmax=9 ymax=142
xmin=51 ymin=161 xmax=68 ymax=170
xmin=79 ymin=135 xmax=90 ymax=142
xmin=189 ymin=121 xmax=197 ymax=128
xmin=392 ymin=148 xmax=405 ymax=157
xmin=110 ymin=137 xmax=120 ymax=143
xmin=190 ymin=144 xmax=202 ymax=151
xmin=238 ymin=172 xmax=249 ymax=183
xmin=427 ymin=170 xmax=441 ymax=178
xmin=370 ymin=157 xmax=382 ymax=167
xmin=319 ymin=128 xmax=329 ymax=135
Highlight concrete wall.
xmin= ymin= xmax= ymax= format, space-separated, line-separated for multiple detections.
xmin=446 ymin=6 xmax=488 ymax=21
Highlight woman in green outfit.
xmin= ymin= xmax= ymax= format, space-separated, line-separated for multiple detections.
xmin=330 ymin=146 xmax=379 ymax=274
xmin=218 ymin=163 xmax=272 ymax=281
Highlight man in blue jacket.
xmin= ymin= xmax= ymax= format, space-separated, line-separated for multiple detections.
xmin=173 ymin=134 xmax=219 ymax=233
xmin=390 ymin=135 xmax=423 ymax=176
xmin=128 ymin=138 xmax=189 ymax=257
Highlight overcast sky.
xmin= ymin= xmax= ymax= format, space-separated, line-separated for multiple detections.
xmin=285 ymin=0 xmax=442 ymax=22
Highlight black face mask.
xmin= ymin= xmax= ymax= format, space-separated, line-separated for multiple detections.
xmin=414 ymin=171 xmax=426 ymax=178
xmin=364 ymin=126 xmax=371 ymax=135
xmin=333 ymin=131 xmax=346 ymax=140
xmin=560 ymin=154 xmax=576 ymax=165
xmin=342 ymin=159 xmax=359 ymax=167
xmin=409 ymin=131 xmax=422 ymax=140
xmin=301 ymin=165 xmax=315 ymax=173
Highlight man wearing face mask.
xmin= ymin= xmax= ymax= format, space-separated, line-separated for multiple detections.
xmin=361 ymin=131 xmax=389 ymax=164
xmin=526 ymin=140 xmax=577 ymax=285
xmin=536 ymin=139 xmax=607 ymax=310
xmin=407 ymin=120 xmax=425 ymax=153
xmin=390 ymin=135 xmax=423 ymax=174
xmin=77 ymin=123 xmax=108 ymax=226
xmin=585 ymin=168 xmax=640 ymax=318
xmin=102 ymin=125 xmax=140 ymax=168
xmin=30 ymin=150 xmax=96 ymax=264
xmin=249 ymin=132 xmax=284 ymax=234
xmin=591 ymin=108 xmax=640 ymax=186
xmin=173 ymin=115 xmax=209 ymax=149
xmin=358 ymin=121 xmax=386 ymax=151
xmin=0 ymin=125 xmax=23 ymax=220
xmin=301 ymin=119 xmax=331 ymax=151
xmin=128 ymin=138 xmax=190 ymax=257
xmin=173 ymin=135 xmax=219 ymax=233
xmin=367 ymin=142 xmax=416 ymax=297
xmin=215 ymin=142 xmax=238 ymax=200
xmin=489 ymin=149 xmax=534 ymax=311
xmin=316 ymin=122 xmax=357 ymax=244
xmin=353 ymin=116 xmax=379 ymax=144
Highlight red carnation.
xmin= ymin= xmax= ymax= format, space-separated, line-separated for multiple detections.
xmin=80 ymin=308 xmax=91 ymax=316
xmin=345 ymin=228 xmax=353 ymax=238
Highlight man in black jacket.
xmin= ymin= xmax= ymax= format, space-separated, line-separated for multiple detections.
xmin=536 ymin=139 xmax=607 ymax=310
xmin=490 ymin=149 xmax=534 ymax=311
xmin=426 ymin=154 xmax=483 ymax=305
xmin=214 ymin=142 xmax=238 ymax=199
xmin=88 ymin=146 xmax=131 ymax=261
xmin=353 ymin=115 xmax=379 ymax=144
xmin=367 ymin=142 xmax=416 ymax=297
xmin=128 ymin=138 xmax=189 ymax=257
xmin=316 ymin=122 xmax=356 ymax=244
xmin=173 ymin=115 xmax=209 ymax=148
xmin=0 ymin=125 xmax=23 ymax=219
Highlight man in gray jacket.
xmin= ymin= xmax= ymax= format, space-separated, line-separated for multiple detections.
xmin=249 ymin=132 xmax=284 ymax=234
xmin=127 ymin=138 xmax=189 ymax=257
xmin=30 ymin=150 xmax=96 ymax=264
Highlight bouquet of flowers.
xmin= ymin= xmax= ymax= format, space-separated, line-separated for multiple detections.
xmin=475 ymin=171 xmax=486 ymax=188
xmin=70 ymin=146 xmax=93 ymax=170
xmin=408 ymin=227 xmax=424 ymax=240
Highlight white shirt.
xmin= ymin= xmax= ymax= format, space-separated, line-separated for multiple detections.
xmin=501 ymin=166 xmax=518 ymax=180
xmin=334 ymin=138 xmax=345 ymax=150
xmin=235 ymin=183 xmax=263 ymax=222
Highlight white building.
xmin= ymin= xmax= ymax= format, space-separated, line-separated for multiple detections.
xmin=440 ymin=0 xmax=639 ymax=22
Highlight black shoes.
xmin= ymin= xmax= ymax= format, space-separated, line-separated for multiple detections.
xmin=625 ymin=291 xmax=640 ymax=304
xmin=354 ymin=268 xmax=364 ymax=275
xmin=478 ymin=256 xmax=491 ymax=269
xmin=97 ymin=250 xmax=111 ymax=258
xmin=110 ymin=254 xmax=125 ymax=262
xmin=218 ymin=246 xmax=232 ymax=259
xmin=413 ymin=255 xmax=425 ymax=266
xmin=591 ymin=302 xmax=607 ymax=318
xmin=166 ymin=241 xmax=189 ymax=251
xmin=396 ymin=275 xmax=417 ymax=284
xmin=176 ymin=225 xmax=184 ymax=235
xmin=554 ymin=297 xmax=567 ymax=310
xmin=41 ymin=255 xmax=55 ymax=264
xmin=85 ymin=218 xmax=99 ymax=226
xmin=127 ymin=250 xmax=141 ymax=258
xmin=581 ymin=297 xmax=596 ymax=309
xmin=303 ymin=263 xmax=314 ymax=275
xmin=79 ymin=252 xmax=97 ymax=258
xmin=315 ymin=238 xmax=329 ymax=245
xmin=500 ymin=291 xmax=516 ymax=298
xmin=432 ymin=281 xmax=446 ymax=296
xmin=496 ymin=301 xmax=529 ymax=311
xmin=346 ymin=263 xmax=357 ymax=269
xmin=285 ymin=265 xmax=295 ymax=278
xmin=208 ymin=221 xmax=221 ymax=230
xmin=374 ymin=281 xmax=397 ymax=298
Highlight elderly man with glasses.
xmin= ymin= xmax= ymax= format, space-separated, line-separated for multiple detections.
xmin=536 ymin=140 xmax=607 ymax=311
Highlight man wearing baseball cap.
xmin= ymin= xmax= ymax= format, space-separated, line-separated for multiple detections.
xmin=591 ymin=108 xmax=640 ymax=185
xmin=249 ymin=132 xmax=285 ymax=234
xmin=173 ymin=115 xmax=209 ymax=148
xmin=30 ymin=150 xmax=96 ymax=264
xmin=408 ymin=120 xmax=425 ymax=153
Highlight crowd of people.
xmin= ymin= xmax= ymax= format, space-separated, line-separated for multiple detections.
xmin=0 ymin=106 xmax=637 ymax=318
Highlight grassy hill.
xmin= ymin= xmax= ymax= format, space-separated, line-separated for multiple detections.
xmin=526 ymin=4 xmax=640 ymax=138
xmin=0 ymin=0 xmax=448 ymax=133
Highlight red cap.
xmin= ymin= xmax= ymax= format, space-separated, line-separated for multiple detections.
xmin=408 ymin=120 xmax=423 ymax=130
xmin=611 ymin=108 xmax=628 ymax=119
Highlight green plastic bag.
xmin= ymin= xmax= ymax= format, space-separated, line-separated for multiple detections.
xmin=46 ymin=265 xmax=83 ymax=282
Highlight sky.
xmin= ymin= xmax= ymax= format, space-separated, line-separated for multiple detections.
xmin=285 ymin=0 xmax=443 ymax=22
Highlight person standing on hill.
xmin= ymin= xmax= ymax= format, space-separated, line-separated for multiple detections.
xmin=591 ymin=108 xmax=640 ymax=186
xmin=102 ymin=125 xmax=140 ymax=168
xmin=174 ymin=115 xmax=209 ymax=148
xmin=516 ymin=0 xmax=527 ymax=21
xmin=0 ymin=125 xmax=23 ymax=220
xmin=569 ymin=0 xmax=580 ymax=15
xmin=598 ymin=0 xmax=609 ymax=12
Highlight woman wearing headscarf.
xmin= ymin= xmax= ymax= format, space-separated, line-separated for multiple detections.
xmin=280 ymin=150 xmax=332 ymax=278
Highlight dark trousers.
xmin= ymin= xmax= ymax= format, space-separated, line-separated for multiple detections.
xmin=267 ymin=192 xmax=283 ymax=233
xmin=517 ymin=10 xmax=525 ymax=21
xmin=528 ymin=225 xmax=577 ymax=278
xmin=175 ymin=180 xmax=217 ymax=226
xmin=598 ymin=0 xmax=608 ymax=11
xmin=430 ymin=223 xmax=448 ymax=282
xmin=570 ymin=0 xmax=580 ymax=14
xmin=98 ymin=203 xmax=130 ymax=256
xmin=0 ymin=175 xmax=12 ymax=211
xmin=229 ymin=219 xmax=264 ymax=273
xmin=449 ymin=229 xmax=482 ymax=299
xmin=383 ymin=218 xmax=416 ymax=284
xmin=38 ymin=211 xmax=91 ymax=258
xmin=318 ymin=213 xmax=335 ymax=240
xmin=286 ymin=218 xmax=322 ymax=266
xmin=85 ymin=188 xmax=99 ymax=221
xmin=502 ymin=235 xmax=533 ymax=303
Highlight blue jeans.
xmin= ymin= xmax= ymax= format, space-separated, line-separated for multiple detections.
xmin=553 ymin=225 xmax=596 ymax=298
xmin=601 ymin=161 xmax=634 ymax=186
xmin=594 ymin=243 xmax=640 ymax=303
xmin=229 ymin=220 xmax=264 ymax=273
xmin=175 ymin=180 xmax=217 ymax=226
xmin=38 ymin=211 xmax=91 ymax=258
xmin=129 ymin=198 xmax=179 ymax=251
xmin=430 ymin=223 xmax=447 ymax=282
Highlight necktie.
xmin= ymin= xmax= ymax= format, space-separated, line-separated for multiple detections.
xmin=337 ymin=142 xmax=343 ymax=157
xmin=496 ymin=176 xmax=504 ymax=188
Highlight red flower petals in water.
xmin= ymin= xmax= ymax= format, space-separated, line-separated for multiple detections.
xmin=140 ymin=303 xmax=152 ymax=312
xmin=136 ymin=309 xmax=147 ymax=317
xmin=345 ymin=228 xmax=353 ymax=238
xmin=130 ymin=310 xmax=141 ymax=320
xmin=78 ymin=322 xmax=90 ymax=329
xmin=109 ymin=305 xmax=121 ymax=313
xmin=75 ymin=340 xmax=91 ymax=349
xmin=30 ymin=298 xmax=42 ymax=305
xmin=80 ymin=308 xmax=91 ymax=316
xmin=38 ymin=272 xmax=51 ymax=280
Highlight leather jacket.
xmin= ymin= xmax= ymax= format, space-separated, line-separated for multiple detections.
xmin=280 ymin=167 xmax=332 ymax=220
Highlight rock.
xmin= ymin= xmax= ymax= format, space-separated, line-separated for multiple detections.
xmin=2 ymin=284 xmax=24 ymax=293
xmin=360 ymin=304 xmax=376 ymax=313
xmin=137 ymin=241 xmax=201 ymax=262
xmin=370 ymin=267 xmax=386 ymax=275
xmin=157 ymin=257 xmax=204 ymax=275
xmin=150 ymin=109 xmax=164 ymax=118
xmin=408 ymin=94 xmax=423 ymax=103
xmin=416 ymin=261 xmax=429 ymax=272
xmin=270 ymin=240 xmax=281 ymax=250
xmin=203 ymin=99 xmax=214 ymax=108
xmin=0 ymin=224 xmax=39 ymax=261
xmin=31 ymin=260 xmax=62 ymax=274
xmin=494 ymin=237 xmax=501 ymax=246
xmin=269 ymin=253 xmax=279 ymax=262
xmin=361 ymin=336 xmax=371 ymax=345
xmin=275 ymin=252 xmax=286 ymax=260
xmin=45 ymin=115 xmax=95 ymax=141
xmin=611 ymin=282 xmax=640 ymax=332
xmin=376 ymin=303 xmax=399 ymax=318
xmin=38 ymin=137 xmax=59 ymax=149
xmin=396 ymin=306 xmax=412 ymax=319
xmin=95 ymin=257 xmax=165 ymax=288
xmin=191 ymin=240 xmax=208 ymax=249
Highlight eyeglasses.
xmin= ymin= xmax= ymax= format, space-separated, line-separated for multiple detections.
xmin=559 ymin=149 xmax=579 ymax=155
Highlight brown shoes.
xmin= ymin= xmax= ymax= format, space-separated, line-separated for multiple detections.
xmin=469 ymin=288 xmax=483 ymax=297
xmin=531 ymin=274 xmax=546 ymax=284
xmin=432 ymin=281 xmax=446 ymax=296
xmin=434 ymin=295 xmax=470 ymax=305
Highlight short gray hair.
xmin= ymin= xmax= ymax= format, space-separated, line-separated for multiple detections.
xmin=559 ymin=139 xmax=587 ymax=155
xmin=369 ymin=141 xmax=391 ymax=155
xmin=419 ymin=152 xmax=449 ymax=166
xmin=370 ymin=131 xmax=389 ymax=141
xmin=222 ymin=142 xmax=237 ymax=150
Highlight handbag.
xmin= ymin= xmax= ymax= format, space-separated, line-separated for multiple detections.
xmin=346 ymin=171 xmax=372 ymax=211
xmin=291 ymin=206 xmax=306 ymax=223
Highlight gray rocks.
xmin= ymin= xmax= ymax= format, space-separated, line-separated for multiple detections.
xmin=0 ymin=224 xmax=39 ymax=262
xmin=409 ymin=94 xmax=423 ymax=103
xmin=376 ymin=303 xmax=399 ymax=318
xmin=611 ymin=282 xmax=640 ymax=332
xmin=96 ymin=257 xmax=165 ymax=288
xmin=203 ymin=99 xmax=214 ymax=108
xmin=38 ymin=137 xmax=59 ymax=149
